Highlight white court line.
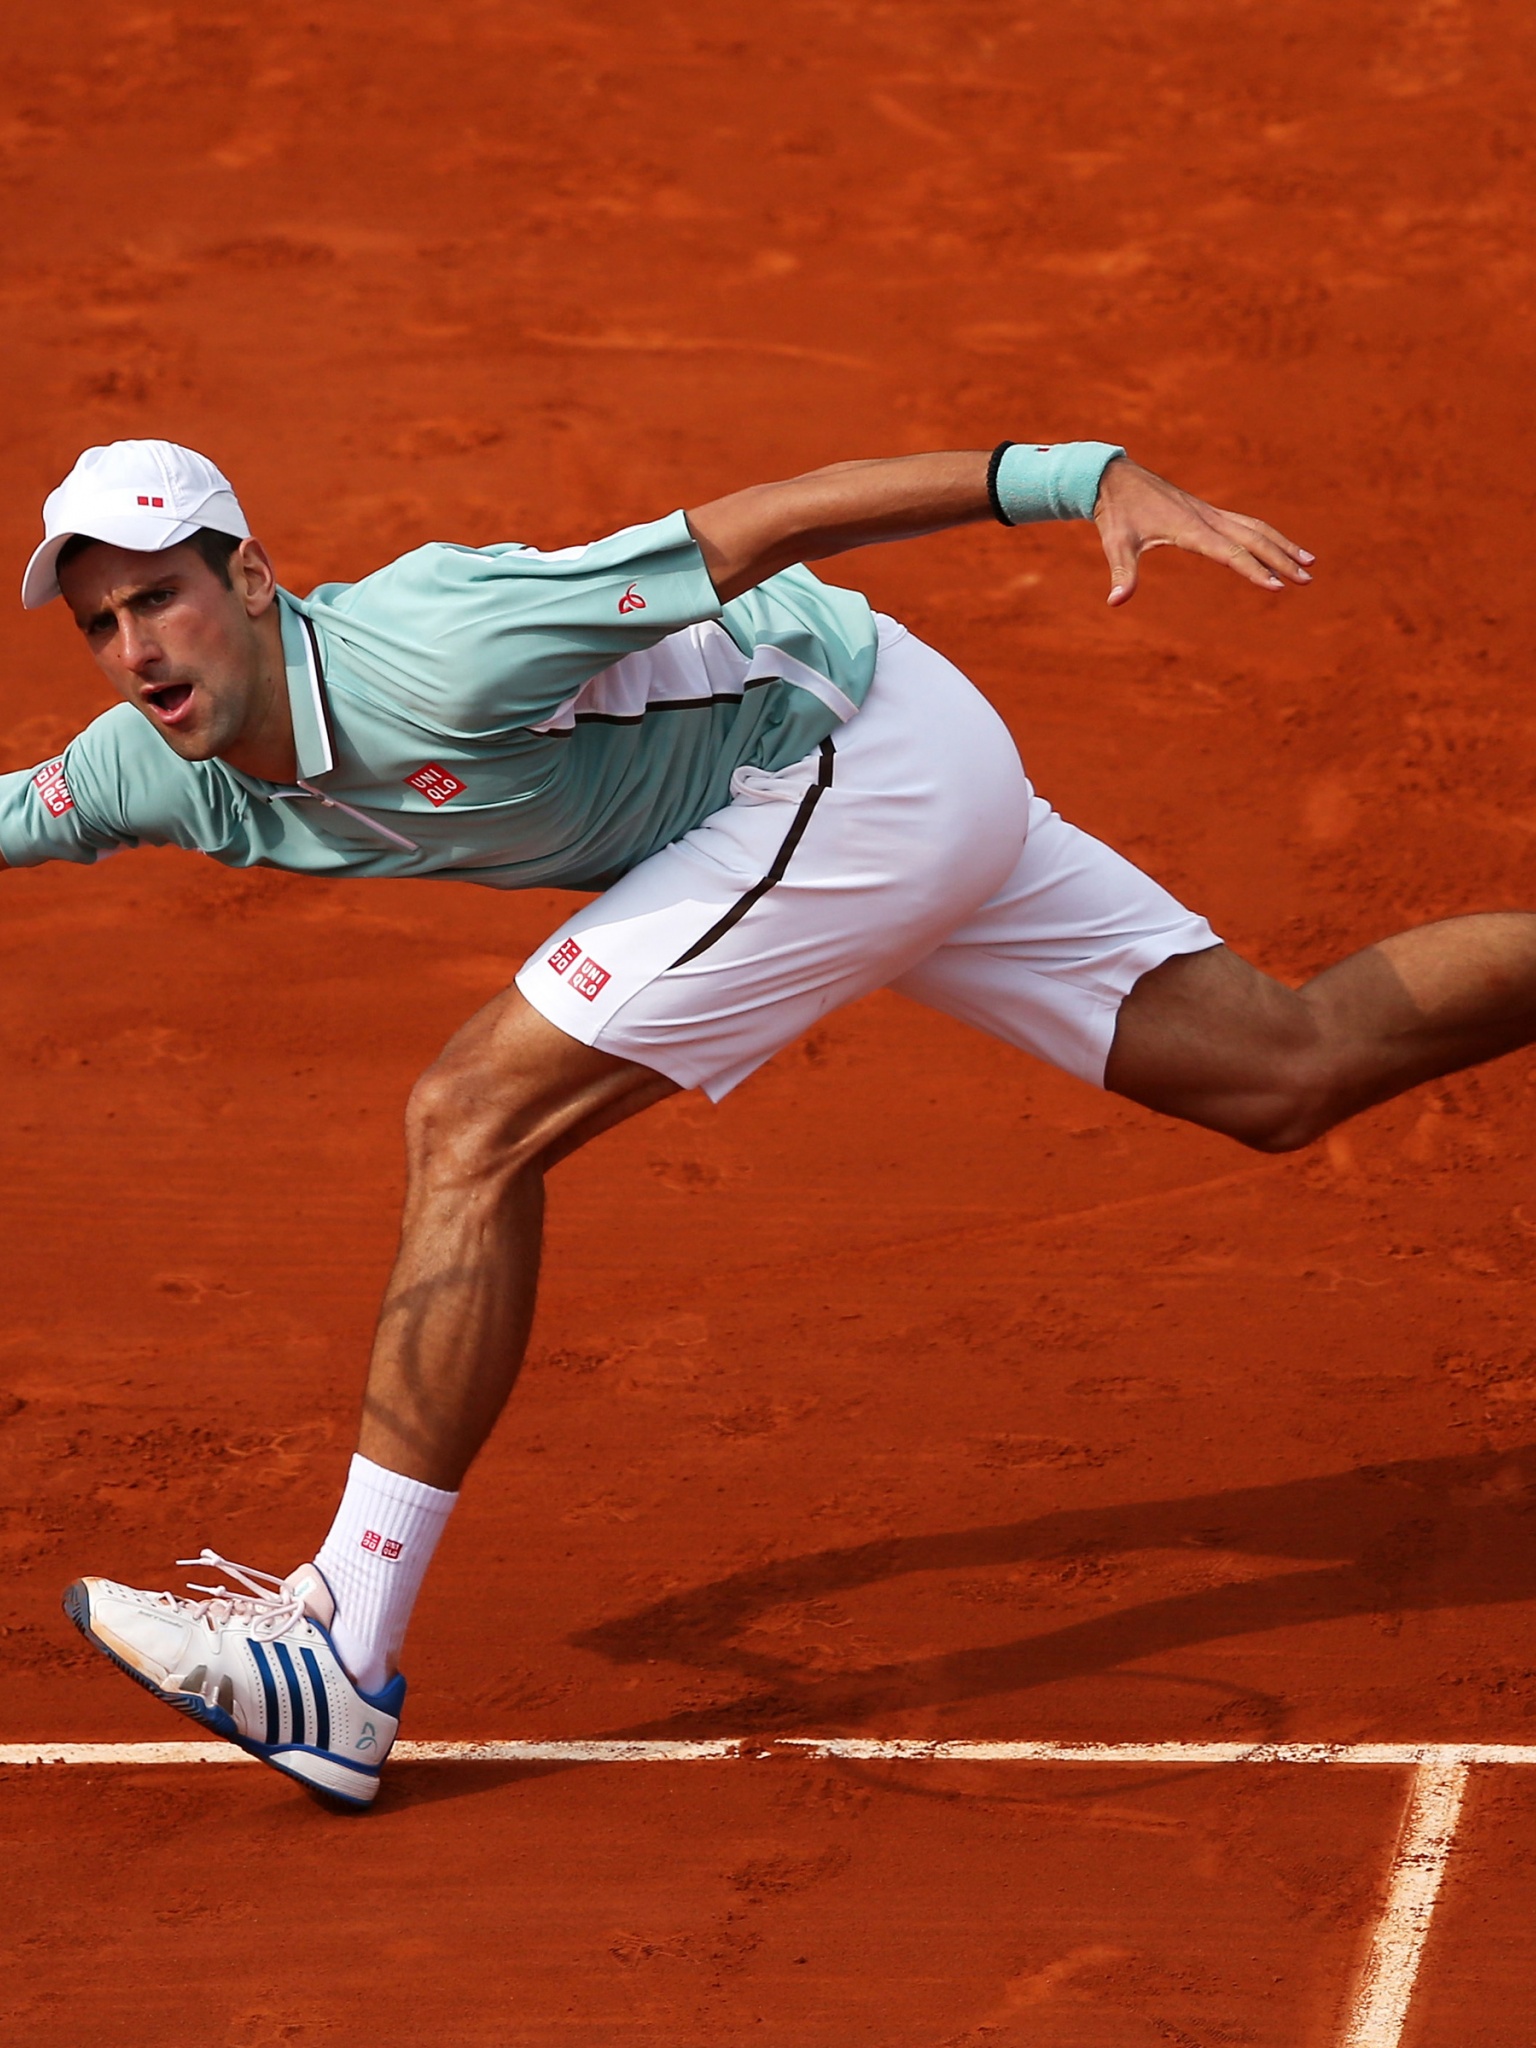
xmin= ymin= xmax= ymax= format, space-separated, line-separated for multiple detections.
xmin=0 ymin=1738 xmax=750 ymax=1767
xmin=0 ymin=1732 xmax=1490 ymax=2048
xmin=2 ymin=1736 xmax=1535 ymax=1767
xmin=778 ymin=1738 xmax=1536 ymax=1766
xmin=1338 ymin=1754 xmax=1470 ymax=2048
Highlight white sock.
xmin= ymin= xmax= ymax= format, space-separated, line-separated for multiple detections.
xmin=313 ymin=1454 xmax=458 ymax=1695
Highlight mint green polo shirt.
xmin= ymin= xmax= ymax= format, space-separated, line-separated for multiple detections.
xmin=0 ymin=513 xmax=880 ymax=891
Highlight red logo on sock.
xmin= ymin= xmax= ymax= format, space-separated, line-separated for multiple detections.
xmin=381 ymin=1538 xmax=403 ymax=1560
xmin=360 ymin=1529 xmax=381 ymax=1552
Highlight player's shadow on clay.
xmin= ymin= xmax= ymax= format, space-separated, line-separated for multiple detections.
xmin=586 ymin=1438 xmax=1536 ymax=1726
xmin=387 ymin=1441 xmax=1536 ymax=1808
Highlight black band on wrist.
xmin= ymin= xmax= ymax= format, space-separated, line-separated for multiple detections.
xmin=986 ymin=441 xmax=1016 ymax=526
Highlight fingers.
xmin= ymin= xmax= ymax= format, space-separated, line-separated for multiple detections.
xmin=1192 ymin=524 xmax=1290 ymax=591
xmin=1093 ymin=468 xmax=1316 ymax=603
xmin=1104 ymin=508 xmax=1276 ymax=601
xmin=1224 ymin=510 xmax=1313 ymax=562
xmin=1208 ymin=507 xmax=1314 ymax=578
xmin=1163 ymin=503 xmax=1312 ymax=591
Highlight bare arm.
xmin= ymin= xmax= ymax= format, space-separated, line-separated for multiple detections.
xmin=685 ymin=449 xmax=1312 ymax=606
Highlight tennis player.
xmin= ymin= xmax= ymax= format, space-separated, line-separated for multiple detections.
xmin=11 ymin=437 xmax=1525 ymax=1804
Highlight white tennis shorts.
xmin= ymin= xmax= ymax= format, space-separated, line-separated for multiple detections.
xmin=517 ymin=618 xmax=1219 ymax=1100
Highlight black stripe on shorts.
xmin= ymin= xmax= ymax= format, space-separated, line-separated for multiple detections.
xmin=669 ymin=737 xmax=836 ymax=969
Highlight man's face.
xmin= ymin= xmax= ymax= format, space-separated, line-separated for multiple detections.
xmin=58 ymin=538 xmax=279 ymax=763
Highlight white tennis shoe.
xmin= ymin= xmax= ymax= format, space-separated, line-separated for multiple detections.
xmin=63 ymin=1551 xmax=404 ymax=1808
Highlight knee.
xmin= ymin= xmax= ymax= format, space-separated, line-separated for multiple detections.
xmin=1111 ymin=948 xmax=1354 ymax=1154
xmin=1220 ymin=1048 xmax=1338 ymax=1154
xmin=403 ymin=1056 xmax=545 ymax=1190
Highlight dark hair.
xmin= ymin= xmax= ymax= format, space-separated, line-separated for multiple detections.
xmin=55 ymin=526 xmax=243 ymax=587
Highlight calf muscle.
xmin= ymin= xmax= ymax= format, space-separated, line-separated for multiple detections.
xmin=358 ymin=989 xmax=676 ymax=1489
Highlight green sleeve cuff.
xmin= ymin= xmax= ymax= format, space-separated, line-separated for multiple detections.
xmin=993 ymin=441 xmax=1125 ymax=524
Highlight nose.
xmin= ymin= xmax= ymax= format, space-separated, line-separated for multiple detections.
xmin=115 ymin=611 xmax=163 ymax=677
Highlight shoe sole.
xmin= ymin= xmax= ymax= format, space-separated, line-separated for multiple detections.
xmin=63 ymin=1581 xmax=384 ymax=1811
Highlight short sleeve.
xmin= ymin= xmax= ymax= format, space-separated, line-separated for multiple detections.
xmin=0 ymin=704 xmax=252 ymax=868
xmin=303 ymin=510 xmax=724 ymax=733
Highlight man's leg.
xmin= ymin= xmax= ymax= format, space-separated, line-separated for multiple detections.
xmin=62 ymin=988 xmax=668 ymax=1798
xmin=1105 ymin=914 xmax=1536 ymax=1148
xmin=360 ymin=988 xmax=677 ymax=1487
xmin=312 ymin=987 xmax=677 ymax=1689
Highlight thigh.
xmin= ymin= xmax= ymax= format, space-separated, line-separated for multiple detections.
xmin=515 ymin=626 xmax=1029 ymax=1101
xmin=890 ymin=801 xmax=1221 ymax=1086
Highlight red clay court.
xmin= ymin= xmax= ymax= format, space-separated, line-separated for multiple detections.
xmin=4 ymin=2 xmax=1536 ymax=2042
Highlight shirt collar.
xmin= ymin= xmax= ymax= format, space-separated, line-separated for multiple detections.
xmin=277 ymin=591 xmax=335 ymax=780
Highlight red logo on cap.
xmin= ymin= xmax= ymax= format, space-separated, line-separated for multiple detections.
xmin=405 ymin=763 xmax=466 ymax=806
xmin=32 ymin=760 xmax=74 ymax=818
xmin=136 ymin=495 xmax=165 ymax=508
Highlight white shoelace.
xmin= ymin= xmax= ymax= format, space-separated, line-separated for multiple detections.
xmin=172 ymin=1549 xmax=305 ymax=1638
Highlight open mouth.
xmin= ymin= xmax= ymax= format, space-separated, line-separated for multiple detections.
xmin=144 ymin=681 xmax=195 ymax=724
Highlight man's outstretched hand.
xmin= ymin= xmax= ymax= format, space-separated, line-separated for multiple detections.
xmin=1094 ymin=457 xmax=1313 ymax=606
xmin=687 ymin=447 xmax=1313 ymax=607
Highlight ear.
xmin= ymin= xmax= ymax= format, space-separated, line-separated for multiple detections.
xmin=233 ymin=536 xmax=279 ymax=617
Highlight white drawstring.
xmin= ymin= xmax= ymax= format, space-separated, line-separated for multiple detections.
xmin=272 ymin=778 xmax=420 ymax=853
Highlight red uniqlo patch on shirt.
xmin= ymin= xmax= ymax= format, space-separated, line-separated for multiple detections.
xmin=405 ymin=762 xmax=467 ymax=807
xmin=360 ymin=1529 xmax=381 ymax=1553
xmin=32 ymin=760 xmax=74 ymax=818
xmin=548 ymin=938 xmax=581 ymax=976
xmin=570 ymin=955 xmax=611 ymax=1001
xmin=381 ymin=1538 xmax=403 ymax=1561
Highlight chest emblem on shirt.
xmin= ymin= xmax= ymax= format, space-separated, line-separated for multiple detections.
xmin=617 ymin=583 xmax=646 ymax=614
xmin=32 ymin=759 xmax=74 ymax=818
xmin=405 ymin=762 xmax=467 ymax=807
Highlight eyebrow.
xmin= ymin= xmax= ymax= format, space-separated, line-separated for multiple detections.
xmin=76 ymin=578 xmax=183 ymax=633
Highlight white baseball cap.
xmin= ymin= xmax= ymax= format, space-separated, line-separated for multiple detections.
xmin=22 ymin=439 xmax=251 ymax=609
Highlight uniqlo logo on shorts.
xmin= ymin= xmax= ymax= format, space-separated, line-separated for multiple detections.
xmin=548 ymin=938 xmax=581 ymax=976
xmin=405 ymin=762 xmax=467 ymax=807
xmin=32 ymin=760 xmax=74 ymax=818
xmin=381 ymin=1538 xmax=403 ymax=1561
xmin=360 ymin=1529 xmax=381 ymax=1553
xmin=569 ymin=955 xmax=611 ymax=1001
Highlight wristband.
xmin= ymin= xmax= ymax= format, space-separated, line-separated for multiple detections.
xmin=988 ymin=440 xmax=1125 ymax=526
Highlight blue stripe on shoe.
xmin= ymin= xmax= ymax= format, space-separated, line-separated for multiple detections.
xmin=299 ymin=1646 xmax=331 ymax=1751
xmin=273 ymin=1640 xmax=306 ymax=1747
xmin=249 ymin=1640 xmax=280 ymax=1745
